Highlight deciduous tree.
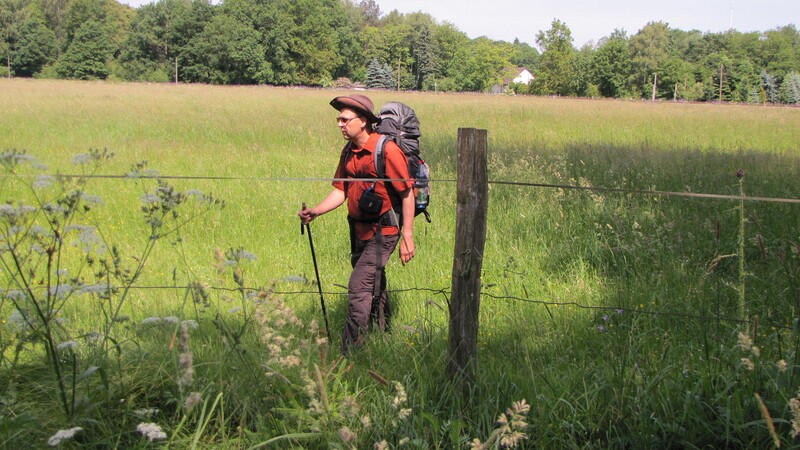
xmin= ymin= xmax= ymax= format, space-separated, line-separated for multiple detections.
xmin=56 ymin=19 xmax=112 ymax=79
xmin=11 ymin=15 xmax=57 ymax=76
xmin=533 ymin=19 xmax=575 ymax=95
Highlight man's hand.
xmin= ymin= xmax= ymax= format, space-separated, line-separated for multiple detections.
xmin=399 ymin=231 xmax=415 ymax=265
xmin=298 ymin=206 xmax=318 ymax=225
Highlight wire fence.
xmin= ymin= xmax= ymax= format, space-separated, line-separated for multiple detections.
xmin=47 ymin=172 xmax=800 ymax=204
xmin=40 ymin=282 xmax=784 ymax=332
xmin=8 ymin=171 xmax=800 ymax=333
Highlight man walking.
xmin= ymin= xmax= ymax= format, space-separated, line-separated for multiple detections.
xmin=299 ymin=94 xmax=415 ymax=355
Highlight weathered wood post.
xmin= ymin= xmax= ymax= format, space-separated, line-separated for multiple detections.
xmin=448 ymin=128 xmax=488 ymax=382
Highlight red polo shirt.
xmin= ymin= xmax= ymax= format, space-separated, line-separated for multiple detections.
xmin=333 ymin=133 xmax=412 ymax=240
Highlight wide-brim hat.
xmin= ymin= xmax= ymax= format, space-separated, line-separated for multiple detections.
xmin=330 ymin=94 xmax=379 ymax=124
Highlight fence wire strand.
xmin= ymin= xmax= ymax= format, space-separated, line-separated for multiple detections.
xmin=41 ymin=173 xmax=800 ymax=204
xmin=40 ymin=282 xmax=786 ymax=331
xmin=7 ymin=171 xmax=797 ymax=333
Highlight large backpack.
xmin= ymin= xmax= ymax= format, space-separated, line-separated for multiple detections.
xmin=374 ymin=102 xmax=431 ymax=223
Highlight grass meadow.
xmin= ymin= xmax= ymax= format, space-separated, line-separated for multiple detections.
xmin=1 ymin=78 xmax=800 ymax=448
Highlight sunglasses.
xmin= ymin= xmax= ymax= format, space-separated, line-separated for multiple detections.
xmin=337 ymin=115 xmax=361 ymax=125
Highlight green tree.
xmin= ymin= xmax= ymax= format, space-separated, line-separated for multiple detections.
xmin=119 ymin=0 xmax=188 ymax=81
xmin=629 ymin=21 xmax=670 ymax=98
xmin=592 ymin=29 xmax=631 ymax=98
xmin=366 ymin=57 xmax=393 ymax=89
xmin=532 ymin=19 xmax=575 ymax=95
xmin=38 ymin=0 xmax=71 ymax=53
xmin=180 ymin=13 xmax=267 ymax=84
xmin=56 ymin=19 xmax=112 ymax=79
xmin=410 ymin=19 xmax=436 ymax=89
xmin=358 ymin=0 xmax=380 ymax=27
xmin=62 ymin=0 xmax=131 ymax=58
xmin=757 ymin=25 xmax=800 ymax=81
xmin=760 ymin=69 xmax=778 ymax=103
xmin=1 ymin=0 xmax=33 ymax=76
xmin=450 ymin=37 xmax=509 ymax=92
xmin=510 ymin=38 xmax=539 ymax=69
xmin=431 ymin=21 xmax=468 ymax=89
xmin=728 ymin=58 xmax=759 ymax=103
xmin=780 ymin=71 xmax=800 ymax=104
xmin=11 ymin=15 xmax=57 ymax=76
xmin=657 ymin=56 xmax=695 ymax=100
xmin=570 ymin=43 xmax=596 ymax=97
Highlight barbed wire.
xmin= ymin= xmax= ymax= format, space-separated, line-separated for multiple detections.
xmin=4 ymin=171 xmax=796 ymax=334
xmin=26 ymin=282 xmax=787 ymax=331
xmin=33 ymin=173 xmax=800 ymax=204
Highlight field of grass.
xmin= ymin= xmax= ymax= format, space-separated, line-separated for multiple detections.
xmin=1 ymin=78 xmax=800 ymax=448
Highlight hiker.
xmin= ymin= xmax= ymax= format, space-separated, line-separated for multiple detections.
xmin=298 ymin=94 xmax=415 ymax=355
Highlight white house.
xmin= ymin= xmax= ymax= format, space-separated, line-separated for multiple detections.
xmin=492 ymin=67 xmax=535 ymax=93
xmin=508 ymin=67 xmax=534 ymax=85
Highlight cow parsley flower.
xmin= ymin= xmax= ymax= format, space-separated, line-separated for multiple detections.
xmin=47 ymin=427 xmax=83 ymax=446
xmin=136 ymin=422 xmax=167 ymax=441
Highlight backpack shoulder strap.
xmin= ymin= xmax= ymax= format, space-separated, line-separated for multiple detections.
xmin=373 ymin=134 xmax=388 ymax=180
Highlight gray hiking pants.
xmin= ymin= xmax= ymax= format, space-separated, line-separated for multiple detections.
xmin=342 ymin=231 xmax=399 ymax=355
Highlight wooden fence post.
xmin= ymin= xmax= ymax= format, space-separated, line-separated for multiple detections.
xmin=448 ymin=128 xmax=488 ymax=382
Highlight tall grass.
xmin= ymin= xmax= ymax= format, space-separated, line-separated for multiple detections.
xmin=1 ymin=78 xmax=800 ymax=448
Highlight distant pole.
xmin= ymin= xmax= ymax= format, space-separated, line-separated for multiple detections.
xmin=729 ymin=0 xmax=734 ymax=30
xmin=448 ymin=128 xmax=488 ymax=385
xmin=175 ymin=57 xmax=178 ymax=84
xmin=651 ymin=73 xmax=658 ymax=101
xmin=719 ymin=63 xmax=725 ymax=102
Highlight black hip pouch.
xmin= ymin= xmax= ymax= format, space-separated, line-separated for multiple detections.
xmin=358 ymin=184 xmax=383 ymax=218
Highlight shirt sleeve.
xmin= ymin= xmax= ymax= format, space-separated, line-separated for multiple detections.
xmin=332 ymin=149 xmax=346 ymax=192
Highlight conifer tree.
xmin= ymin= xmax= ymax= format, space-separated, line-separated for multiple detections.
xmin=366 ymin=58 xmax=394 ymax=89
xmin=779 ymin=71 xmax=800 ymax=105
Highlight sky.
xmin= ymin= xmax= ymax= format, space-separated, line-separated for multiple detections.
xmin=374 ymin=0 xmax=798 ymax=47
xmin=116 ymin=0 xmax=799 ymax=49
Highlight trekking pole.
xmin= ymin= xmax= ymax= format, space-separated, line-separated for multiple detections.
xmin=301 ymin=203 xmax=333 ymax=345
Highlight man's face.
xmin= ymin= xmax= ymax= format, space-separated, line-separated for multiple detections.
xmin=336 ymin=108 xmax=366 ymax=141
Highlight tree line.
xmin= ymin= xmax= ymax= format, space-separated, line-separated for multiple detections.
xmin=2 ymin=0 xmax=799 ymax=103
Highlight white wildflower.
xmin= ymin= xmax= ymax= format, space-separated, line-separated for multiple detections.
xmin=133 ymin=408 xmax=159 ymax=418
xmin=737 ymin=331 xmax=753 ymax=352
xmin=184 ymin=392 xmax=202 ymax=410
xmin=398 ymin=408 xmax=412 ymax=420
xmin=392 ymin=381 xmax=407 ymax=408
xmin=57 ymin=341 xmax=78 ymax=351
xmin=47 ymin=427 xmax=83 ymax=446
xmin=34 ymin=175 xmax=54 ymax=189
xmin=338 ymin=426 xmax=355 ymax=443
xmin=136 ymin=422 xmax=167 ymax=441
xmin=791 ymin=396 xmax=800 ymax=438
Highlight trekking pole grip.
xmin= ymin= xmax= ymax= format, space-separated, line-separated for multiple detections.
xmin=301 ymin=202 xmax=307 ymax=235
